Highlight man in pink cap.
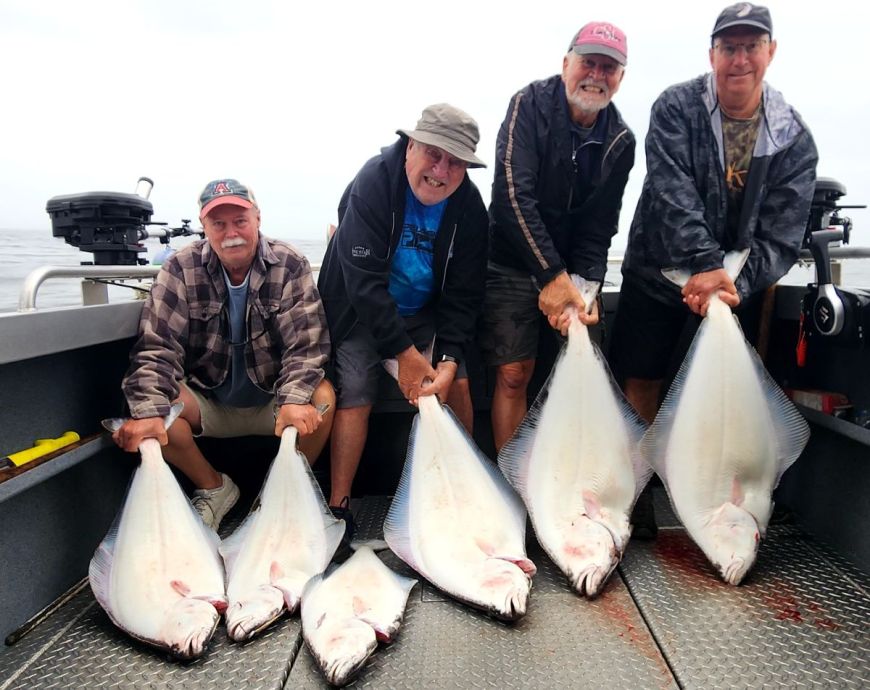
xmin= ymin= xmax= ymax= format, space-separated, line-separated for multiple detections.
xmin=114 ymin=178 xmax=335 ymax=531
xmin=483 ymin=22 xmax=635 ymax=451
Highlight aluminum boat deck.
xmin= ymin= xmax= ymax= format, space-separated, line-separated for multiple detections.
xmin=1 ymin=490 xmax=867 ymax=690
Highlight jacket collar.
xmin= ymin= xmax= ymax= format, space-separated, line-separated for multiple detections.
xmin=202 ymin=233 xmax=273 ymax=297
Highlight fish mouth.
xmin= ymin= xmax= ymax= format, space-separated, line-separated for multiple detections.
xmin=720 ymin=556 xmax=752 ymax=586
xmin=323 ymin=654 xmax=370 ymax=687
xmin=169 ymin=619 xmax=219 ymax=660
xmin=226 ymin=606 xmax=285 ymax=642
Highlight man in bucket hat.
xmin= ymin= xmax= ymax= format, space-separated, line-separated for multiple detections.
xmin=482 ymin=22 xmax=635 ymax=452
xmin=115 ymin=178 xmax=335 ymax=531
xmin=317 ymin=104 xmax=489 ymax=552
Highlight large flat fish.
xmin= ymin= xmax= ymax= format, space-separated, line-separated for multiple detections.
xmin=642 ymin=251 xmax=810 ymax=584
xmin=384 ymin=394 xmax=536 ymax=621
xmin=220 ymin=427 xmax=344 ymax=641
xmin=89 ymin=404 xmax=227 ymax=660
xmin=301 ymin=546 xmax=417 ymax=686
xmin=499 ymin=277 xmax=650 ymax=596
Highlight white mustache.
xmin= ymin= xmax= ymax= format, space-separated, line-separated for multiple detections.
xmin=221 ymin=238 xmax=247 ymax=249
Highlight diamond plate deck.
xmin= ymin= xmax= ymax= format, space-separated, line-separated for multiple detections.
xmin=2 ymin=494 xmax=868 ymax=689
xmin=620 ymin=525 xmax=870 ymax=689
xmin=289 ymin=496 xmax=676 ymax=689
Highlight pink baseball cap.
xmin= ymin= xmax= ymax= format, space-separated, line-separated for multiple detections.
xmin=569 ymin=22 xmax=628 ymax=65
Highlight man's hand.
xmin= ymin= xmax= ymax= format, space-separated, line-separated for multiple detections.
xmin=540 ymin=272 xmax=595 ymax=333
xmin=396 ymin=345 xmax=437 ymax=404
xmin=112 ymin=417 xmax=167 ymax=452
xmin=682 ymin=268 xmax=740 ymax=316
xmin=419 ymin=360 xmax=459 ymax=403
xmin=275 ymin=403 xmax=324 ymax=437
xmin=550 ymin=298 xmax=600 ymax=335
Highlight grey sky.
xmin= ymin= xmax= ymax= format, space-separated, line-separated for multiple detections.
xmin=2 ymin=0 xmax=868 ymax=250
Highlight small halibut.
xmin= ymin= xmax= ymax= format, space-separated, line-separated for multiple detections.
xmin=220 ymin=427 xmax=344 ymax=641
xmin=384 ymin=395 xmax=536 ymax=621
xmin=301 ymin=546 xmax=417 ymax=686
xmin=90 ymin=405 xmax=227 ymax=659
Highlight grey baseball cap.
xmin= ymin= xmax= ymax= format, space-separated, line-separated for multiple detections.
xmin=398 ymin=103 xmax=486 ymax=168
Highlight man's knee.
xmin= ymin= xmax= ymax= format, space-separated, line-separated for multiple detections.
xmin=496 ymin=360 xmax=534 ymax=395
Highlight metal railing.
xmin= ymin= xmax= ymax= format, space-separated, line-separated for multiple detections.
xmin=18 ymin=247 xmax=870 ymax=313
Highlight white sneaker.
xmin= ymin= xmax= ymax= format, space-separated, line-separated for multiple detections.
xmin=192 ymin=473 xmax=240 ymax=531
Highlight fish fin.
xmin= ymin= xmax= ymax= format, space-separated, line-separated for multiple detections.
xmin=639 ymin=316 xmax=706 ymax=480
xmin=439 ymin=402 xmax=527 ymax=536
xmin=88 ymin=461 xmax=143 ymax=611
xmin=87 ymin=541 xmax=117 ymax=614
xmin=218 ymin=510 xmax=257 ymax=576
xmin=383 ymin=414 xmax=423 ymax=571
xmin=751 ymin=350 xmax=810 ymax=481
xmin=661 ymin=249 xmax=750 ymax=288
xmin=723 ymin=249 xmax=750 ymax=281
xmin=569 ymin=274 xmax=601 ymax=314
xmin=350 ymin=538 xmax=389 ymax=552
xmin=595 ymin=343 xmax=654 ymax=501
xmin=270 ymin=428 xmax=345 ymax=564
xmin=171 ymin=579 xmax=191 ymax=597
xmin=497 ymin=347 xmax=560 ymax=502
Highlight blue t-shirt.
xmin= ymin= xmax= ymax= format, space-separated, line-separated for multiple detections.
xmin=212 ymin=269 xmax=273 ymax=408
xmin=388 ymin=187 xmax=447 ymax=315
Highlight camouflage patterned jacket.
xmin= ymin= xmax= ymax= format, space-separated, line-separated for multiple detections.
xmin=623 ymin=73 xmax=818 ymax=303
xmin=122 ymin=236 xmax=329 ymax=419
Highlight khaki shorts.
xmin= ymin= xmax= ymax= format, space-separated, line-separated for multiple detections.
xmin=183 ymin=383 xmax=277 ymax=438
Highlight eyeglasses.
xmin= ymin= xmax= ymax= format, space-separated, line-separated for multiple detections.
xmin=578 ymin=56 xmax=621 ymax=76
xmin=714 ymin=39 xmax=769 ymax=58
xmin=422 ymin=146 xmax=467 ymax=172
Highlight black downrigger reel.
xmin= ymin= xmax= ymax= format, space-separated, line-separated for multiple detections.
xmin=802 ymin=177 xmax=869 ymax=345
xmin=45 ymin=177 xmax=201 ymax=266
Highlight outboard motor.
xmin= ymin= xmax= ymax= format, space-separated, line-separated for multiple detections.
xmin=802 ymin=178 xmax=870 ymax=346
xmin=45 ymin=177 xmax=200 ymax=265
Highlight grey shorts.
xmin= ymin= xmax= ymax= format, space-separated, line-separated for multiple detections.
xmin=334 ymin=314 xmax=467 ymax=409
xmin=479 ymin=262 xmax=542 ymax=366
xmin=183 ymin=383 xmax=276 ymax=438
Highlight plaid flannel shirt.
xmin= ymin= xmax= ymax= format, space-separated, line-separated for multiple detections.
xmin=122 ymin=235 xmax=329 ymax=419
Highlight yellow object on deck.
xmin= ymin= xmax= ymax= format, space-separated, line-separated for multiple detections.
xmin=0 ymin=432 xmax=80 ymax=469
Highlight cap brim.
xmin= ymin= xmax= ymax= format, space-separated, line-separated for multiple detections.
xmin=199 ymin=197 xmax=254 ymax=220
xmin=398 ymin=129 xmax=487 ymax=168
xmin=572 ymin=45 xmax=627 ymax=66
xmin=712 ymin=20 xmax=771 ymax=37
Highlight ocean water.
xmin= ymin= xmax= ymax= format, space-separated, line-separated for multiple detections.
xmin=0 ymin=228 xmax=328 ymax=313
xmin=2 ymin=227 xmax=870 ymax=313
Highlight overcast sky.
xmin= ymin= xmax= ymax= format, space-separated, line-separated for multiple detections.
xmin=2 ymin=0 xmax=868 ymax=250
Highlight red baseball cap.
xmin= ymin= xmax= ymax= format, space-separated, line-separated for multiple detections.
xmin=569 ymin=22 xmax=628 ymax=65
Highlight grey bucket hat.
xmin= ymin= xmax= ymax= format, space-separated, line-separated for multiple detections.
xmin=397 ymin=103 xmax=486 ymax=168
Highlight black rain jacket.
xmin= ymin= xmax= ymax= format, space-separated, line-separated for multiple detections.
xmin=317 ymin=137 xmax=488 ymax=364
xmin=488 ymin=74 xmax=635 ymax=285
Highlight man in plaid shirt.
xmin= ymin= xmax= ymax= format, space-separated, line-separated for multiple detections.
xmin=113 ymin=178 xmax=334 ymax=530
